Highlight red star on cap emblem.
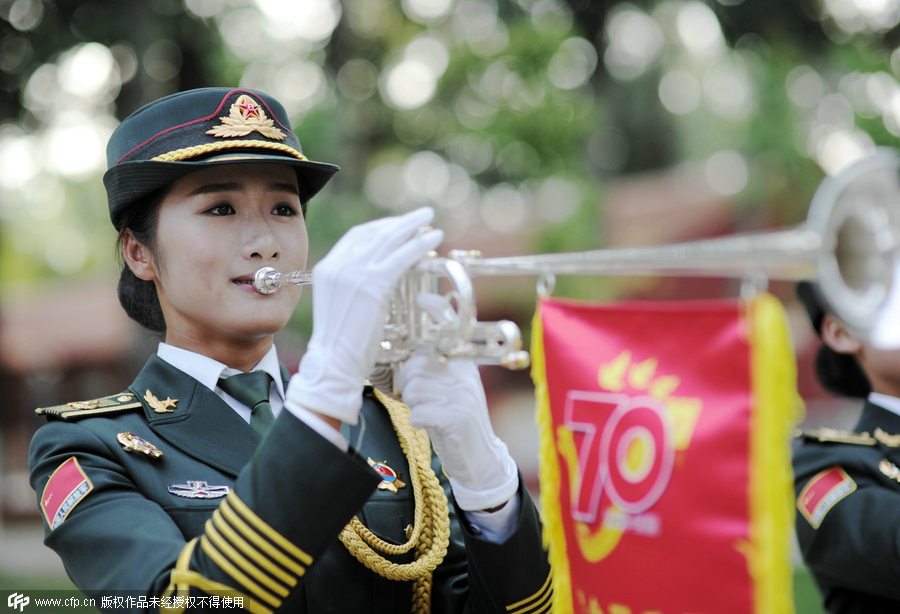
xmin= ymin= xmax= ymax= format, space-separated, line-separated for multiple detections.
xmin=236 ymin=98 xmax=260 ymax=119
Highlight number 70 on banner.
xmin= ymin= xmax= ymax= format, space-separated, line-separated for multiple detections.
xmin=562 ymin=391 xmax=676 ymax=524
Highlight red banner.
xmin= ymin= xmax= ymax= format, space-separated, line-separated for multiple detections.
xmin=533 ymin=295 xmax=797 ymax=614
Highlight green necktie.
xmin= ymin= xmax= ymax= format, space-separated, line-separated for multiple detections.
xmin=218 ymin=371 xmax=275 ymax=437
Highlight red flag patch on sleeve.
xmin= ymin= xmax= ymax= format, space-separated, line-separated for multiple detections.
xmin=797 ymin=466 xmax=856 ymax=529
xmin=41 ymin=457 xmax=94 ymax=530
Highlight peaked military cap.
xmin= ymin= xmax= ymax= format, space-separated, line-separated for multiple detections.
xmin=103 ymin=87 xmax=340 ymax=229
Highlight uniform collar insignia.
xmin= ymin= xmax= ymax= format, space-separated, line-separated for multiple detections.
xmin=117 ymin=432 xmax=163 ymax=459
xmin=206 ymin=94 xmax=286 ymax=141
xmin=144 ymin=389 xmax=177 ymax=413
xmin=168 ymin=481 xmax=230 ymax=499
xmin=874 ymin=428 xmax=900 ymax=447
xmin=879 ymin=459 xmax=900 ymax=482
xmin=368 ymin=458 xmax=406 ymax=494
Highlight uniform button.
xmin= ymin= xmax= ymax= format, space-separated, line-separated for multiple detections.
xmin=470 ymin=524 xmax=483 ymax=536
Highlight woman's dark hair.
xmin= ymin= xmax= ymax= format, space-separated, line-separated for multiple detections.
xmin=115 ymin=188 xmax=169 ymax=333
xmin=815 ymin=345 xmax=872 ymax=398
xmin=797 ymin=282 xmax=872 ymax=398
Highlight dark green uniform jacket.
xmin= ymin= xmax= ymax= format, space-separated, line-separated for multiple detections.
xmin=29 ymin=355 xmax=552 ymax=613
xmin=793 ymin=402 xmax=900 ymax=614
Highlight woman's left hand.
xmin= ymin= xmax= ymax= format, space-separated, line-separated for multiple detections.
xmin=395 ymin=354 xmax=519 ymax=511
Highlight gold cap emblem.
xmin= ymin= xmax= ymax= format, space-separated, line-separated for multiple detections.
xmin=206 ymin=94 xmax=286 ymax=141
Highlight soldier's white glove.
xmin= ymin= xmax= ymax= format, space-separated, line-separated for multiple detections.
xmin=396 ymin=352 xmax=519 ymax=511
xmin=286 ymin=208 xmax=443 ymax=425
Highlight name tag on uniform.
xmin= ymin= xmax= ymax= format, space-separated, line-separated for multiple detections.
xmin=797 ymin=466 xmax=856 ymax=528
xmin=41 ymin=457 xmax=94 ymax=530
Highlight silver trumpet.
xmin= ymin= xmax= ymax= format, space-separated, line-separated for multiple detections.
xmin=254 ymin=149 xmax=900 ymax=370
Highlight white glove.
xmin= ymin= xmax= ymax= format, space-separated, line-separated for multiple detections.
xmin=396 ymin=352 xmax=519 ymax=511
xmin=286 ymin=207 xmax=443 ymax=424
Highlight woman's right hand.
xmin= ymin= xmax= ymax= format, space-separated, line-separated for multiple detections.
xmin=285 ymin=207 xmax=443 ymax=425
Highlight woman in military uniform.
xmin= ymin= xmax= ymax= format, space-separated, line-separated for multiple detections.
xmin=793 ymin=281 xmax=900 ymax=613
xmin=29 ymin=88 xmax=552 ymax=614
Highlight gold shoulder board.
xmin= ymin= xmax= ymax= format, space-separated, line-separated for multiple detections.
xmin=36 ymin=393 xmax=143 ymax=421
xmin=794 ymin=427 xmax=877 ymax=446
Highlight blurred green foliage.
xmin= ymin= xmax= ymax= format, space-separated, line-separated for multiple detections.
xmin=2 ymin=0 xmax=900 ymax=300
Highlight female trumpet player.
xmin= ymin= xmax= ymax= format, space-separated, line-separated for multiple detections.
xmin=28 ymin=88 xmax=552 ymax=613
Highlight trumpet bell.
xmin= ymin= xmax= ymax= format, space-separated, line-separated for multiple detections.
xmin=808 ymin=149 xmax=900 ymax=338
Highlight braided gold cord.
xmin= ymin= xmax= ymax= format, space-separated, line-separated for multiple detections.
xmin=344 ymin=396 xmax=427 ymax=555
xmin=339 ymin=390 xmax=450 ymax=614
xmin=150 ymin=140 xmax=308 ymax=162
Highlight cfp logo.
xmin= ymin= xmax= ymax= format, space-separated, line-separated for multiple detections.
xmin=7 ymin=593 xmax=28 ymax=612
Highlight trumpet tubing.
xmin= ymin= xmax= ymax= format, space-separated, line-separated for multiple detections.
xmin=254 ymin=150 xmax=900 ymax=369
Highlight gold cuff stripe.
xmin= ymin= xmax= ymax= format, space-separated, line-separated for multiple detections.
xmin=150 ymin=140 xmax=309 ymax=163
xmin=169 ymin=570 xmax=271 ymax=614
xmin=200 ymin=536 xmax=281 ymax=608
xmin=226 ymin=492 xmax=313 ymax=565
xmin=212 ymin=510 xmax=297 ymax=587
xmin=509 ymin=588 xmax=553 ymax=614
xmin=205 ymin=520 xmax=291 ymax=598
xmin=162 ymin=538 xmax=273 ymax=614
xmin=220 ymin=500 xmax=307 ymax=576
xmin=506 ymin=570 xmax=553 ymax=612
xmin=162 ymin=538 xmax=200 ymax=613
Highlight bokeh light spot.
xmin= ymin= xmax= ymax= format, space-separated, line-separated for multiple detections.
xmin=254 ymin=0 xmax=342 ymax=41
xmin=547 ymin=37 xmax=598 ymax=90
xmin=8 ymin=0 xmax=44 ymax=32
xmin=534 ymin=177 xmax=581 ymax=223
xmin=184 ymin=0 xmax=225 ymax=18
xmin=365 ymin=163 xmax=405 ymax=211
xmin=676 ymin=2 xmax=726 ymax=58
xmin=402 ymin=0 xmax=454 ymax=23
xmin=382 ymin=60 xmax=438 ymax=110
xmin=59 ymin=43 xmax=119 ymax=98
xmin=703 ymin=64 xmax=754 ymax=120
xmin=44 ymin=118 xmax=110 ymax=179
xmin=45 ymin=227 xmax=89 ymax=274
xmin=448 ymin=133 xmax=495 ymax=174
xmin=337 ymin=59 xmax=379 ymax=101
xmin=659 ymin=69 xmax=701 ymax=115
xmin=816 ymin=129 xmax=876 ymax=175
xmin=403 ymin=151 xmax=450 ymax=200
xmin=0 ymin=133 xmax=39 ymax=189
xmin=143 ymin=39 xmax=183 ymax=82
xmin=704 ymin=150 xmax=748 ymax=196
xmin=604 ymin=6 xmax=664 ymax=81
xmin=786 ymin=65 xmax=824 ymax=109
xmin=481 ymin=184 xmax=529 ymax=233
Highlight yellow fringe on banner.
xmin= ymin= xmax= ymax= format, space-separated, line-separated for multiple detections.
xmin=747 ymin=293 xmax=804 ymax=614
xmin=531 ymin=302 xmax=574 ymax=614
